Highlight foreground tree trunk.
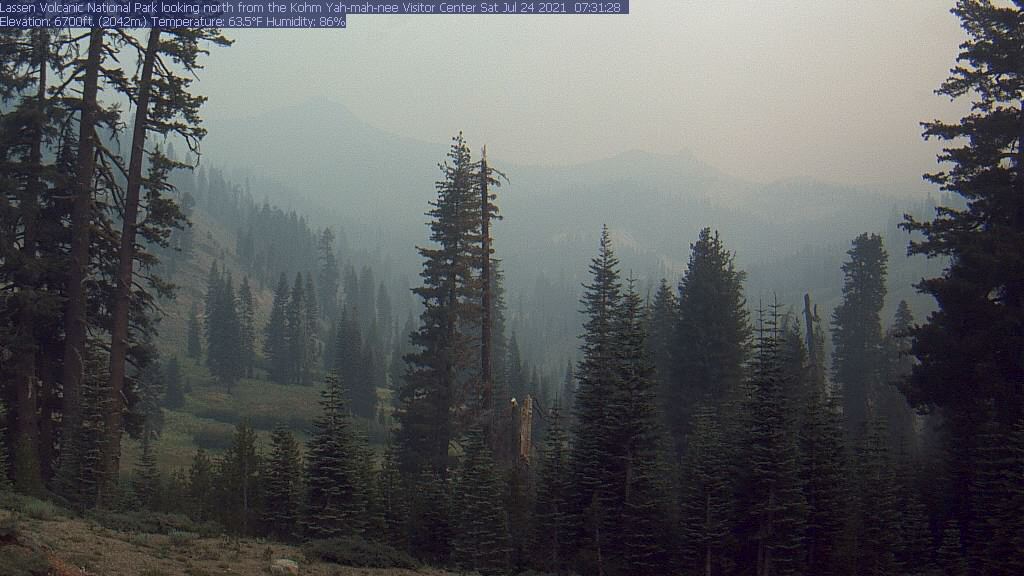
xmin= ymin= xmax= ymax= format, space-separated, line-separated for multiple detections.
xmin=61 ymin=28 xmax=103 ymax=481
xmin=12 ymin=28 xmax=50 ymax=490
xmin=479 ymin=148 xmax=493 ymax=415
xmin=104 ymin=27 xmax=161 ymax=494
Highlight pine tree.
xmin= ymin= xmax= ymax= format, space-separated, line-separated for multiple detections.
xmin=680 ymin=402 xmax=731 ymax=576
xmin=264 ymin=425 xmax=303 ymax=541
xmin=358 ymin=265 xmax=377 ymax=331
xmin=963 ymin=414 xmax=1024 ymax=576
xmin=336 ymin=307 xmax=375 ymax=418
xmin=104 ymin=25 xmax=228 ymax=499
xmin=560 ymin=361 xmax=576 ymax=421
xmin=407 ymin=468 xmax=452 ymax=565
xmin=305 ymin=273 xmax=321 ymax=372
xmin=854 ymin=417 xmax=898 ymax=576
xmin=303 ymin=374 xmax=366 ymax=538
xmin=670 ymin=228 xmax=749 ymax=454
xmin=532 ymin=403 xmax=573 ymax=574
xmin=397 ymin=133 xmax=484 ymax=477
xmin=451 ymin=427 xmax=511 ymax=576
xmin=206 ymin=266 xmax=243 ymax=391
xmin=898 ymin=5 xmax=1024 ymax=564
xmin=134 ymin=433 xmax=161 ymax=509
xmin=798 ymin=385 xmax=848 ymax=576
xmin=265 ymin=273 xmax=291 ymax=385
xmin=880 ymin=300 xmax=916 ymax=448
xmin=617 ymin=278 xmax=674 ymax=575
xmin=647 ymin=278 xmax=677 ymax=424
xmin=203 ymin=261 xmax=222 ymax=344
xmin=378 ymin=437 xmax=408 ymax=549
xmin=60 ymin=28 xmax=108 ymax=498
xmin=0 ymin=28 xmax=72 ymax=490
xmin=894 ymin=451 xmax=933 ymax=576
xmin=505 ymin=461 xmax=533 ymax=571
xmin=162 ymin=470 xmax=190 ymax=516
xmin=287 ymin=273 xmax=310 ymax=385
xmin=218 ymin=420 xmax=262 ymax=535
xmin=377 ymin=282 xmax=393 ymax=344
xmin=739 ymin=305 xmax=807 ymax=576
xmin=57 ymin=347 xmax=109 ymax=506
xmin=188 ymin=448 xmax=214 ymax=521
xmin=317 ymin=228 xmax=340 ymax=320
xmin=187 ymin=302 xmax=202 ymax=359
xmin=354 ymin=424 xmax=383 ymax=536
xmin=135 ymin=359 xmax=166 ymax=438
xmin=238 ymin=276 xmax=257 ymax=379
xmin=477 ymin=148 xmax=505 ymax=423
xmin=569 ymin=226 xmax=622 ymax=573
xmin=831 ymin=233 xmax=887 ymax=437
xmin=343 ymin=265 xmax=359 ymax=311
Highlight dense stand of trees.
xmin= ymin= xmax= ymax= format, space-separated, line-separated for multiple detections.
xmin=0 ymin=27 xmax=228 ymax=505
xmin=2 ymin=3 xmax=1023 ymax=576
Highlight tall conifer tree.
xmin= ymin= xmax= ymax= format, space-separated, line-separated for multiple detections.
xmin=451 ymin=427 xmax=511 ymax=575
xmin=898 ymin=4 xmax=1024 ymax=559
xmin=397 ymin=133 xmax=483 ymax=477
xmin=238 ymin=276 xmax=256 ymax=379
xmin=738 ymin=305 xmax=807 ymax=576
xmin=569 ymin=226 xmax=622 ymax=572
xmin=532 ymin=403 xmax=572 ymax=574
xmin=303 ymin=374 xmax=367 ymax=538
xmin=264 ymin=425 xmax=303 ymax=541
xmin=265 ymin=273 xmax=291 ymax=384
xmin=831 ymin=233 xmax=888 ymax=437
xmin=670 ymin=228 xmax=749 ymax=454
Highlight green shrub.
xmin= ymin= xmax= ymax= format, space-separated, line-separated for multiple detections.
xmin=18 ymin=498 xmax=60 ymax=521
xmin=88 ymin=509 xmax=221 ymax=538
xmin=168 ymin=530 xmax=200 ymax=546
xmin=302 ymin=536 xmax=419 ymax=570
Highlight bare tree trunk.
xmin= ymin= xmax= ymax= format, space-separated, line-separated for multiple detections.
xmin=61 ymin=28 xmax=103 ymax=480
xmin=104 ymin=27 xmax=161 ymax=495
xmin=480 ymin=147 xmax=493 ymax=417
xmin=13 ymin=28 xmax=50 ymax=490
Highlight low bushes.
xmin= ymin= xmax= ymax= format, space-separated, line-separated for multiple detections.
xmin=302 ymin=536 xmax=419 ymax=570
xmin=87 ymin=510 xmax=221 ymax=538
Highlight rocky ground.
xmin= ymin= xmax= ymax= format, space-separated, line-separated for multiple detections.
xmin=0 ymin=503 xmax=449 ymax=576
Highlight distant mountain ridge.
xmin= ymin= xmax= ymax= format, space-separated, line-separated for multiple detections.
xmin=204 ymin=98 xmax=899 ymax=272
xmin=201 ymin=99 xmax=937 ymax=369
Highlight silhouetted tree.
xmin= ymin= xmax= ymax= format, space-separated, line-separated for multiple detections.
xmin=670 ymin=228 xmax=749 ymax=454
xmin=265 ymin=273 xmax=290 ymax=384
xmin=264 ymin=425 xmax=303 ymax=541
xmin=899 ymin=5 xmax=1024 ymax=564
xmin=451 ymin=427 xmax=510 ymax=575
xmin=831 ymin=233 xmax=887 ymax=437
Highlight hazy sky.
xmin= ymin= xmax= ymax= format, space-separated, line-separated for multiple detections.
xmin=197 ymin=1 xmax=967 ymax=194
